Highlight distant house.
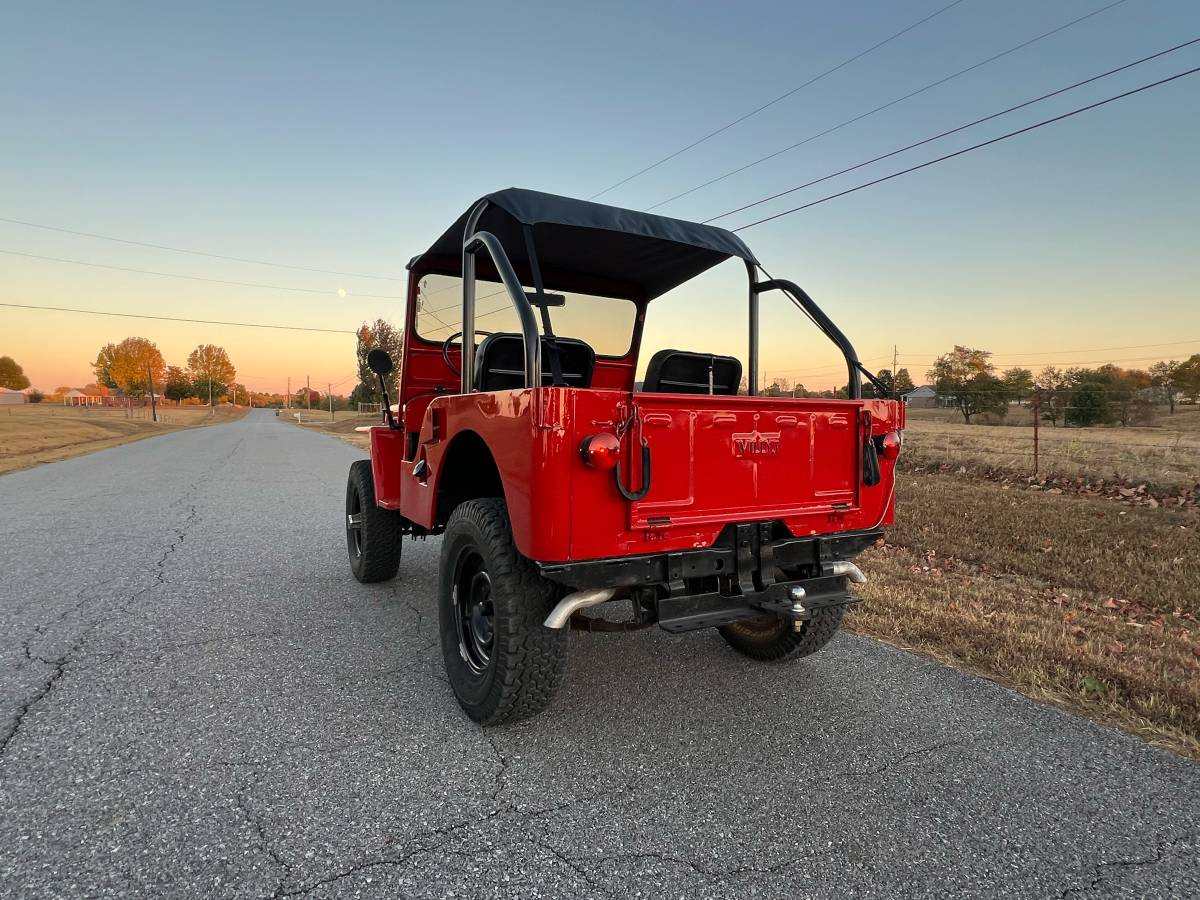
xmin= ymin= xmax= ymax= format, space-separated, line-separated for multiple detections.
xmin=0 ymin=386 xmax=27 ymax=405
xmin=902 ymin=385 xmax=938 ymax=408
xmin=63 ymin=388 xmax=97 ymax=406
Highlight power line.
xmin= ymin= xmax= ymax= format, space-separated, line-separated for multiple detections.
xmin=703 ymin=34 xmax=1198 ymax=222
xmin=587 ymin=0 xmax=968 ymax=201
xmin=0 ymin=248 xmax=404 ymax=299
xmin=0 ymin=215 xmax=403 ymax=281
xmin=1 ymin=302 xmax=356 ymax=335
xmin=654 ymin=0 xmax=1133 ymax=213
xmin=730 ymin=64 xmax=1200 ymax=232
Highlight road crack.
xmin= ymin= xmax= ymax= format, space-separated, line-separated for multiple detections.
xmin=1058 ymin=832 xmax=1195 ymax=897
xmin=833 ymin=738 xmax=965 ymax=779
xmin=0 ymin=485 xmax=204 ymax=764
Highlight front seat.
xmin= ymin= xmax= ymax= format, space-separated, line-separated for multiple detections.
xmin=473 ymin=333 xmax=596 ymax=392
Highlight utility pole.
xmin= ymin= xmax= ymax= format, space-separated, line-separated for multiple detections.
xmin=328 ymin=383 xmax=333 ymax=421
xmin=146 ymin=364 xmax=158 ymax=423
xmin=892 ymin=345 xmax=898 ymax=399
xmin=306 ymin=376 xmax=311 ymax=411
xmin=286 ymin=376 xmax=290 ymax=410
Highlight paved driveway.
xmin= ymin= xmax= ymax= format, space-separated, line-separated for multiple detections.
xmin=1 ymin=410 xmax=1197 ymax=898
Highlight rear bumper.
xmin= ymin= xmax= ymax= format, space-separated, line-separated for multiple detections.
xmin=655 ymin=572 xmax=860 ymax=633
xmin=537 ymin=527 xmax=882 ymax=590
xmin=537 ymin=526 xmax=881 ymax=633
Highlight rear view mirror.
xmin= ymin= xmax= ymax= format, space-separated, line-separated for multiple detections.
xmin=526 ymin=291 xmax=566 ymax=308
xmin=367 ymin=349 xmax=394 ymax=375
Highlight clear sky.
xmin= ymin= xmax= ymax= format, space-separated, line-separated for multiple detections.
xmin=3 ymin=0 xmax=1198 ymax=393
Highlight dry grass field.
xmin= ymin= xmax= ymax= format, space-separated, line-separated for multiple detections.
xmin=0 ymin=404 xmax=246 ymax=475
xmin=903 ymin=405 xmax=1200 ymax=487
xmin=281 ymin=408 xmax=374 ymax=449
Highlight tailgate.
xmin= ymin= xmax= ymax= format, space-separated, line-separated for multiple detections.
xmin=628 ymin=395 xmax=862 ymax=529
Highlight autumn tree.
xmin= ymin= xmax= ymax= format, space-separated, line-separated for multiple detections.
xmin=872 ymin=368 xmax=895 ymax=398
xmin=99 ymin=337 xmax=167 ymax=396
xmin=1065 ymin=380 xmax=1109 ymax=427
xmin=353 ymin=319 xmax=403 ymax=406
xmin=868 ymin=368 xmax=914 ymax=399
xmin=164 ymin=366 xmax=193 ymax=405
xmin=928 ymin=346 xmax=1006 ymax=423
xmin=1173 ymin=355 xmax=1200 ymax=404
xmin=0 ymin=356 xmax=31 ymax=390
xmin=1001 ymin=367 xmax=1034 ymax=405
xmin=92 ymin=344 xmax=119 ymax=389
xmin=188 ymin=344 xmax=236 ymax=405
xmin=1149 ymin=361 xmax=1180 ymax=414
xmin=1035 ymin=366 xmax=1070 ymax=426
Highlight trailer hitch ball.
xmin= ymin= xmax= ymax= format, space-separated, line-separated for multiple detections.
xmin=788 ymin=586 xmax=807 ymax=632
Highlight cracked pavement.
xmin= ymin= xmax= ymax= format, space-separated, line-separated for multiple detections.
xmin=2 ymin=410 xmax=1198 ymax=898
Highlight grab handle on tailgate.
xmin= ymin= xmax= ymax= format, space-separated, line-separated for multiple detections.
xmin=615 ymin=442 xmax=652 ymax=501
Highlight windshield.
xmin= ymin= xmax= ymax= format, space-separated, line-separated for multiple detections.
xmin=414 ymin=274 xmax=638 ymax=358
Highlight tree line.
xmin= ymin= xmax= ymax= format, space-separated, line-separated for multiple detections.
xmin=927 ymin=345 xmax=1200 ymax=425
xmin=91 ymin=338 xmax=237 ymax=405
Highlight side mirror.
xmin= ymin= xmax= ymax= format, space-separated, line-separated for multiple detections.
xmin=367 ymin=349 xmax=394 ymax=375
xmin=366 ymin=349 xmax=398 ymax=429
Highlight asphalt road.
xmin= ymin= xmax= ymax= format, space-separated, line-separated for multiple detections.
xmin=1 ymin=410 xmax=1197 ymax=899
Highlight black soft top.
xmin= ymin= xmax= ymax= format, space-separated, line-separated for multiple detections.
xmin=408 ymin=188 xmax=757 ymax=300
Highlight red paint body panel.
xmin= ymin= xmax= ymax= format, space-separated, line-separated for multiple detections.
xmin=372 ymin=384 xmax=902 ymax=563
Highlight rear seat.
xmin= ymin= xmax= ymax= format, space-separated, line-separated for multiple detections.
xmin=640 ymin=349 xmax=742 ymax=395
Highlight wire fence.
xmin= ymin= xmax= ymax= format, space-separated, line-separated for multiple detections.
xmin=903 ymin=394 xmax=1200 ymax=488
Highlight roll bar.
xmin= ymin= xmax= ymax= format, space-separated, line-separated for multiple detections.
xmin=751 ymin=276 xmax=865 ymax=400
xmin=460 ymin=201 xmax=541 ymax=393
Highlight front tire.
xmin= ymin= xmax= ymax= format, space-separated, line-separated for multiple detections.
xmin=438 ymin=498 xmax=568 ymax=725
xmin=719 ymin=605 xmax=845 ymax=661
xmin=346 ymin=459 xmax=402 ymax=583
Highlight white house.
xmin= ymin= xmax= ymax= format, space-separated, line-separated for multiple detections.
xmin=0 ymin=386 xmax=28 ymax=405
xmin=63 ymin=389 xmax=101 ymax=406
xmin=902 ymin=385 xmax=938 ymax=408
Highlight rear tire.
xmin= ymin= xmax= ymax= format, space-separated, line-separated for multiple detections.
xmin=346 ymin=459 xmax=402 ymax=583
xmin=719 ymin=605 xmax=845 ymax=661
xmin=438 ymin=498 xmax=568 ymax=725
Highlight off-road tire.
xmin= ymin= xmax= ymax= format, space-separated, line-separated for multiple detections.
xmin=438 ymin=498 xmax=568 ymax=725
xmin=718 ymin=604 xmax=846 ymax=661
xmin=346 ymin=459 xmax=402 ymax=583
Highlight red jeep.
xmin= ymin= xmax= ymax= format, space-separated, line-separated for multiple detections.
xmin=346 ymin=189 xmax=902 ymax=724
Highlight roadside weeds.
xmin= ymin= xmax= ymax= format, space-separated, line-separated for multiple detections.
xmin=849 ymin=473 xmax=1200 ymax=760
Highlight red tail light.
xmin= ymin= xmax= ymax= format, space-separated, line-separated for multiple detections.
xmin=879 ymin=431 xmax=902 ymax=460
xmin=580 ymin=433 xmax=621 ymax=469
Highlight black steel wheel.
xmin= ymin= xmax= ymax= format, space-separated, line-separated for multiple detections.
xmin=438 ymin=498 xmax=568 ymax=725
xmin=345 ymin=459 xmax=402 ymax=583
xmin=452 ymin=550 xmax=496 ymax=676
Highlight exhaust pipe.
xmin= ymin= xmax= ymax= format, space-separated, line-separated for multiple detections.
xmin=824 ymin=561 xmax=867 ymax=584
xmin=544 ymin=588 xmax=616 ymax=630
